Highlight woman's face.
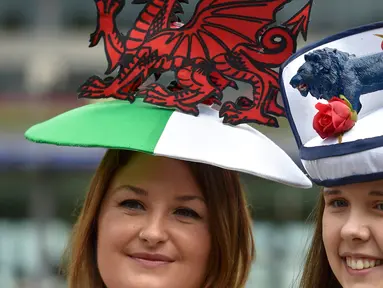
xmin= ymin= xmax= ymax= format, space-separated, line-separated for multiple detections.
xmin=97 ymin=153 xmax=211 ymax=288
xmin=322 ymin=180 xmax=383 ymax=288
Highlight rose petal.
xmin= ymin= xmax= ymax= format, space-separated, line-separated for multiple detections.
xmin=315 ymin=103 xmax=331 ymax=113
xmin=334 ymin=119 xmax=356 ymax=134
xmin=344 ymin=119 xmax=356 ymax=131
xmin=328 ymin=97 xmax=343 ymax=103
xmin=313 ymin=113 xmax=331 ymax=139
xmin=330 ymin=101 xmax=351 ymax=119
xmin=315 ymin=128 xmax=329 ymax=139
xmin=313 ymin=113 xmax=323 ymax=130
xmin=331 ymin=112 xmax=347 ymax=127
xmin=324 ymin=109 xmax=333 ymax=117
xmin=317 ymin=120 xmax=335 ymax=139
xmin=323 ymin=122 xmax=335 ymax=134
xmin=319 ymin=115 xmax=331 ymax=126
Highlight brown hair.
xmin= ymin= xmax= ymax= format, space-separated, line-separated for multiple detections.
xmin=299 ymin=192 xmax=341 ymax=288
xmin=63 ymin=149 xmax=255 ymax=288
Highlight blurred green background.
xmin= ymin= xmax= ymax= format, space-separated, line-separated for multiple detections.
xmin=1 ymin=0 xmax=382 ymax=287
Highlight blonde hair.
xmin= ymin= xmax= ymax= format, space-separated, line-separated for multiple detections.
xmin=62 ymin=149 xmax=255 ymax=288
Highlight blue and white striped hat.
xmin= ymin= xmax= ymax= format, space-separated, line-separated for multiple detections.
xmin=280 ymin=22 xmax=383 ymax=187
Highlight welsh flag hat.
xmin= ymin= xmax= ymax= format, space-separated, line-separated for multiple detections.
xmin=25 ymin=0 xmax=315 ymax=189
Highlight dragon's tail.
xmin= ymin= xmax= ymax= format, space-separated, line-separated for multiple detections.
xmin=283 ymin=0 xmax=313 ymax=41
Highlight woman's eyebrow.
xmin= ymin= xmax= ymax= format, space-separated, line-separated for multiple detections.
xmin=323 ymin=189 xmax=342 ymax=196
xmin=175 ymin=195 xmax=206 ymax=203
xmin=113 ymin=184 xmax=148 ymax=196
xmin=369 ymin=190 xmax=383 ymax=196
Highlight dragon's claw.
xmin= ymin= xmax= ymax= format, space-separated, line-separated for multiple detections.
xmin=144 ymin=95 xmax=200 ymax=116
xmin=219 ymin=101 xmax=279 ymax=127
xmin=78 ymin=75 xmax=135 ymax=102
xmin=202 ymin=96 xmax=221 ymax=106
xmin=235 ymin=96 xmax=253 ymax=108
xmin=146 ymin=83 xmax=168 ymax=95
xmin=265 ymin=97 xmax=286 ymax=117
xmin=139 ymin=88 xmax=168 ymax=104
xmin=219 ymin=101 xmax=238 ymax=118
xmin=89 ymin=32 xmax=102 ymax=47
xmin=267 ymin=103 xmax=286 ymax=117
xmin=78 ymin=76 xmax=107 ymax=98
xmin=140 ymin=84 xmax=200 ymax=116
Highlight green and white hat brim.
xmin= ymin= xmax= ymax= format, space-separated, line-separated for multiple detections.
xmin=25 ymin=100 xmax=312 ymax=188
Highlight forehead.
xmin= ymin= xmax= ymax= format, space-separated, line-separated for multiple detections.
xmin=324 ymin=179 xmax=383 ymax=195
xmin=109 ymin=153 xmax=203 ymax=197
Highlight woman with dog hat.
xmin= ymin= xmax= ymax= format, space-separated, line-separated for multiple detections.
xmin=24 ymin=0 xmax=313 ymax=287
xmin=280 ymin=22 xmax=383 ymax=288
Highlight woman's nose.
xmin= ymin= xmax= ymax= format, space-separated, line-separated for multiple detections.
xmin=340 ymin=212 xmax=370 ymax=242
xmin=138 ymin=215 xmax=169 ymax=246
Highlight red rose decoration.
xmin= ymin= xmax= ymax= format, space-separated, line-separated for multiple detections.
xmin=313 ymin=97 xmax=357 ymax=139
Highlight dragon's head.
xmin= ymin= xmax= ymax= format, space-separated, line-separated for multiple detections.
xmin=169 ymin=0 xmax=189 ymax=27
xmin=132 ymin=0 xmax=187 ymax=29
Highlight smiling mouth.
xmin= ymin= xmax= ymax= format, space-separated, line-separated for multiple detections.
xmin=344 ymin=257 xmax=382 ymax=271
xmin=128 ymin=253 xmax=175 ymax=268
xmin=130 ymin=256 xmax=173 ymax=268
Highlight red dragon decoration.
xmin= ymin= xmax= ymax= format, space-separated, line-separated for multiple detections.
xmin=78 ymin=0 xmax=313 ymax=127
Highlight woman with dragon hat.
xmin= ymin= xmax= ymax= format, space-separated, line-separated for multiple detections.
xmin=280 ymin=22 xmax=383 ymax=288
xmin=24 ymin=0 xmax=314 ymax=287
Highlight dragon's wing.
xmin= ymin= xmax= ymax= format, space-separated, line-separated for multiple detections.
xmin=146 ymin=0 xmax=290 ymax=60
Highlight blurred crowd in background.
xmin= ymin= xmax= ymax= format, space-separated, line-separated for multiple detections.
xmin=1 ymin=0 xmax=383 ymax=287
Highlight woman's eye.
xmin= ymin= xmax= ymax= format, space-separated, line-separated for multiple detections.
xmin=330 ymin=199 xmax=348 ymax=208
xmin=175 ymin=208 xmax=201 ymax=219
xmin=375 ymin=202 xmax=383 ymax=211
xmin=120 ymin=200 xmax=144 ymax=210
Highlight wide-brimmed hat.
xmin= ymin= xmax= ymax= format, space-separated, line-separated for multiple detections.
xmin=25 ymin=0 xmax=315 ymax=188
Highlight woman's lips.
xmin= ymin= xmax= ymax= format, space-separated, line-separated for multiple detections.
xmin=128 ymin=252 xmax=175 ymax=268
